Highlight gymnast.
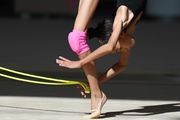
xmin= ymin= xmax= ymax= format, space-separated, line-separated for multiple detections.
xmin=56 ymin=0 xmax=147 ymax=118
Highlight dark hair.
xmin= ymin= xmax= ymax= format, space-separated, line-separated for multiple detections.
xmin=87 ymin=19 xmax=113 ymax=45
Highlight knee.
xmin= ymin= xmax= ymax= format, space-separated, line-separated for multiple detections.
xmin=68 ymin=30 xmax=90 ymax=55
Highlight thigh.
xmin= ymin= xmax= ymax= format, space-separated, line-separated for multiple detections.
xmin=74 ymin=0 xmax=99 ymax=31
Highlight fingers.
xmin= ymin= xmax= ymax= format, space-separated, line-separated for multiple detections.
xmin=56 ymin=59 xmax=65 ymax=67
xmin=77 ymin=85 xmax=87 ymax=98
xmin=59 ymin=56 xmax=70 ymax=62
xmin=56 ymin=56 xmax=69 ymax=64
xmin=56 ymin=56 xmax=71 ymax=67
xmin=77 ymin=85 xmax=81 ymax=88
xmin=81 ymin=91 xmax=86 ymax=98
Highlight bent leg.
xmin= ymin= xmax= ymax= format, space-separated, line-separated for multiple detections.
xmin=74 ymin=0 xmax=99 ymax=31
xmin=68 ymin=30 xmax=90 ymax=54
xmin=68 ymin=0 xmax=106 ymax=117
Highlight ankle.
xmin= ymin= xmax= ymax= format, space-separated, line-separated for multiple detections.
xmin=91 ymin=91 xmax=102 ymax=98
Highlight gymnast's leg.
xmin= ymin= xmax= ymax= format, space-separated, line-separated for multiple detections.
xmin=68 ymin=0 xmax=107 ymax=118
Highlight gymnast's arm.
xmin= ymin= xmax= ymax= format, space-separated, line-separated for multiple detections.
xmin=97 ymin=12 xmax=143 ymax=84
xmin=79 ymin=6 xmax=134 ymax=66
xmin=56 ymin=8 xmax=141 ymax=69
xmin=98 ymin=50 xmax=130 ymax=84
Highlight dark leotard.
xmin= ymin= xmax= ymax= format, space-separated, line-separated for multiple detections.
xmin=113 ymin=0 xmax=147 ymax=21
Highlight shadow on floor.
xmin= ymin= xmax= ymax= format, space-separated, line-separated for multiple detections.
xmin=101 ymin=103 xmax=180 ymax=118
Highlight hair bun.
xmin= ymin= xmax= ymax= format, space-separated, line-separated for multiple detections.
xmin=87 ymin=27 xmax=99 ymax=40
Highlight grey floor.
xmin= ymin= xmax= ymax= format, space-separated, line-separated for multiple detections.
xmin=1 ymin=75 xmax=180 ymax=120
xmin=1 ymin=96 xmax=180 ymax=120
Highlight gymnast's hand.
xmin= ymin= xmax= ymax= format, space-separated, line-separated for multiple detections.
xmin=56 ymin=56 xmax=81 ymax=69
xmin=77 ymin=85 xmax=87 ymax=98
xmin=77 ymin=82 xmax=89 ymax=99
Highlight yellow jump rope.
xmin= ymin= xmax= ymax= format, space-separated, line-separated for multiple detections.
xmin=0 ymin=66 xmax=90 ymax=94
